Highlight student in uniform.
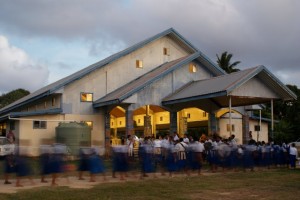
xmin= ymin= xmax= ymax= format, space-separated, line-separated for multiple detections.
xmin=191 ymin=137 xmax=205 ymax=175
xmin=289 ymin=143 xmax=298 ymax=169
xmin=88 ymin=147 xmax=106 ymax=182
xmin=175 ymin=138 xmax=189 ymax=175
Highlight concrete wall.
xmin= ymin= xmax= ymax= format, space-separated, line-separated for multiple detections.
xmin=219 ymin=113 xmax=243 ymax=144
xmin=129 ymin=62 xmax=213 ymax=110
xmin=249 ymin=119 xmax=269 ymax=143
xmin=20 ymin=95 xmax=62 ymax=113
xmin=231 ymin=77 xmax=279 ymax=98
xmin=62 ymin=36 xmax=190 ymax=115
xmin=18 ymin=115 xmax=64 ymax=156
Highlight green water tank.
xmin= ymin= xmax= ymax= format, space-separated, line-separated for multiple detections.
xmin=55 ymin=122 xmax=91 ymax=156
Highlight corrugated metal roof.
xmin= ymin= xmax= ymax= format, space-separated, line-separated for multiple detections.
xmin=163 ymin=67 xmax=258 ymax=102
xmin=0 ymin=28 xmax=200 ymax=115
xmin=10 ymin=108 xmax=62 ymax=117
xmin=162 ymin=65 xmax=297 ymax=107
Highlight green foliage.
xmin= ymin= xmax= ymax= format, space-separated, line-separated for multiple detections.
xmin=216 ymin=51 xmax=241 ymax=73
xmin=0 ymin=88 xmax=30 ymax=109
xmin=273 ymin=119 xmax=294 ymax=143
xmin=263 ymin=84 xmax=300 ymax=143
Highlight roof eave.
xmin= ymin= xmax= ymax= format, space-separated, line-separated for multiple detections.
xmin=93 ymin=99 xmax=121 ymax=108
xmin=162 ymin=91 xmax=227 ymax=105
xmin=9 ymin=108 xmax=63 ymax=118
xmin=0 ymin=91 xmax=50 ymax=115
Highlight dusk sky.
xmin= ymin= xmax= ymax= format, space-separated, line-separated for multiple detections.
xmin=0 ymin=0 xmax=299 ymax=94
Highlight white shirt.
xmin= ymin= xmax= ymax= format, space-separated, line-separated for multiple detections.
xmin=183 ymin=137 xmax=189 ymax=144
xmin=153 ymin=139 xmax=162 ymax=148
xmin=289 ymin=146 xmax=298 ymax=157
xmin=174 ymin=135 xmax=179 ymax=141
xmin=193 ymin=141 xmax=205 ymax=152
xmin=175 ymin=142 xmax=187 ymax=152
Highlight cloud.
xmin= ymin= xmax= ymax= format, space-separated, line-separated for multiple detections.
xmin=0 ymin=35 xmax=49 ymax=94
xmin=0 ymin=0 xmax=299 ymax=88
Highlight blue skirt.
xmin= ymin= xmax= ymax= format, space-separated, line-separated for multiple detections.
xmin=89 ymin=155 xmax=105 ymax=174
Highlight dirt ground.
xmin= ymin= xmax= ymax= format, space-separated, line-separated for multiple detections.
xmin=0 ymin=171 xmax=206 ymax=194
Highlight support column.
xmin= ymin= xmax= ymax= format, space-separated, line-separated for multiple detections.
xmin=229 ymin=96 xmax=232 ymax=136
xmin=169 ymin=110 xmax=178 ymax=134
xmin=144 ymin=105 xmax=152 ymax=137
xmin=208 ymin=111 xmax=217 ymax=135
xmin=270 ymin=99 xmax=274 ymax=141
xmin=242 ymin=114 xmax=250 ymax=144
xmin=104 ymin=107 xmax=111 ymax=158
xmin=126 ymin=108 xmax=134 ymax=137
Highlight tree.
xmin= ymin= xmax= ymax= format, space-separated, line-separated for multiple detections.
xmin=0 ymin=88 xmax=30 ymax=109
xmin=216 ymin=51 xmax=241 ymax=73
xmin=261 ymin=84 xmax=300 ymax=143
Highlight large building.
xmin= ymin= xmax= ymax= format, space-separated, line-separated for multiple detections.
xmin=0 ymin=28 xmax=296 ymax=156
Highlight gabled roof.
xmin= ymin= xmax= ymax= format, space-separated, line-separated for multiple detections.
xmin=162 ymin=65 xmax=297 ymax=107
xmin=0 ymin=28 xmax=214 ymax=115
xmin=93 ymin=53 xmax=203 ymax=107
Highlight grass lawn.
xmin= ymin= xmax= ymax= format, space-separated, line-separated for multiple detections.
xmin=0 ymin=168 xmax=299 ymax=200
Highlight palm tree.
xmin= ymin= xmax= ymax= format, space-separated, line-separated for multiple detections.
xmin=216 ymin=51 xmax=241 ymax=73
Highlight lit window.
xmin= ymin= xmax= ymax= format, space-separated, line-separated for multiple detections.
xmin=81 ymin=93 xmax=93 ymax=102
xmin=136 ymin=60 xmax=143 ymax=68
xmin=163 ymin=47 xmax=170 ymax=56
xmin=33 ymin=121 xmax=47 ymax=129
xmin=189 ymin=63 xmax=197 ymax=73
xmin=0 ymin=123 xmax=7 ymax=134
xmin=84 ymin=121 xmax=93 ymax=129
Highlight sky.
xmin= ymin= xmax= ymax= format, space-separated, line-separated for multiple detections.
xmin=0 ymin=0 xmax=299 ymax=94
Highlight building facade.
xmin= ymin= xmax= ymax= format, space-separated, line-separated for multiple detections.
xmin=0 ymin=28 xmax=296 ymax=156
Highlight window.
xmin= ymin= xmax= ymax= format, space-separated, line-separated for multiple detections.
xmin=52 ymin=97 xmax=56 ymax=106
xmin=138 ymin=119 xmax=141 ymax=124
xmin=0 ymin=123 xmax=6 ymax=136
xmin=136 ymin=60 xmax=143 ymax=68
xmin=84 ymin=121 xmax=93 ymax=129
xmin=33 ymin=121 xmax=47 ymax=129
xmin=44 ymin=101 xmax=47 ymax=108
xmin=227 ymin=124 xmax=235 ymax=132
xmin=163 ymin=47 xmax=170 ymax=55
xmin=81 ymin=93 xmax=93 ymax=102
xmin=203 ymin=112 xmax=207 ymax=117
xmin=189 ymin=63 xmax=197 ymax=73
xmin=160 ymin=116 xmax=163 ymax=121
xmin=187 ymin=113 xmax=191 ymax=118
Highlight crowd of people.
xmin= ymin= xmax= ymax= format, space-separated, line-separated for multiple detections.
xmin=1 ymin=132 xmax=299 ymax=187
